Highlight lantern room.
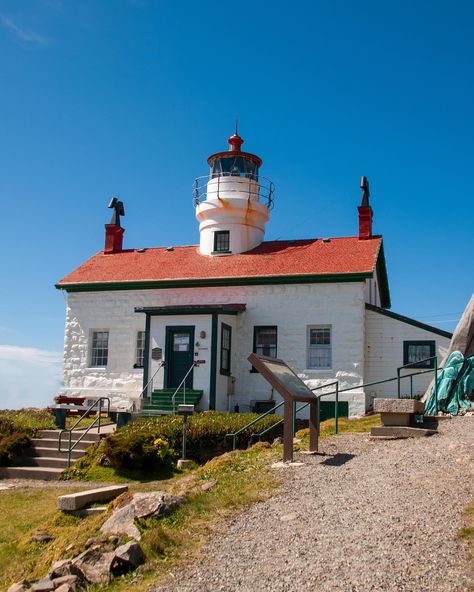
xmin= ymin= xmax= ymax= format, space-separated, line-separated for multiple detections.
xmin=194 ymin=131 xmax=274 ymax=256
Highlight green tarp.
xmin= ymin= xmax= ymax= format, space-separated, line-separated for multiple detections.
xmin=424 ymin=351 xmax=474 ymax=415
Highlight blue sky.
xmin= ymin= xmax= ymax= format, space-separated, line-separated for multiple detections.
xmin=0 ymin=0 xmax=472 ymax=407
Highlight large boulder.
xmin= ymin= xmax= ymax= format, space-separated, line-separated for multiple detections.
xmin=100 ymin=492 xmax=183 ymax=540
xmin=113 ymin=541 xmax=145 ymax=570
xmin=70 ymin=546 xmax=115 ymax=585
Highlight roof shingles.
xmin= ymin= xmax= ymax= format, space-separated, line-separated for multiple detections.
xmin=57 ymin=236 xmax=383 ymax=287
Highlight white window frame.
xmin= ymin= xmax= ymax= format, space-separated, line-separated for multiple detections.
xmin=89 ymin=330 xmax=109 ymax=368
xmin=134 ymin=330 xmax=146 ymax=368
xmin=307 ymin=325 xmax=332 ymax=370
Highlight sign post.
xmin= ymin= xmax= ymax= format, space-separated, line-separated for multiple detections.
xmin=177 ymin=404 xmax=195 ymax=469
xmin=247 ymin=353 xmax=319 ymax=462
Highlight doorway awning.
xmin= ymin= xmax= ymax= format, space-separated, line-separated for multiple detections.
xmin=135 ymin=304 xmax=246 ymax=315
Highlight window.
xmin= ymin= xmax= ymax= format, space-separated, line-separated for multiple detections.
xmin=134 ymin=330 xmax=145 ymax=368
xmin=307 ymin=326 xmax=332 ymax=369
xmin=90 ymin=330 xmax=109 ymax=367
xmin=251 ymin=326 xmax=277 ymax=371
xmin=220 ymin=324 xmax=232 ymax=375
xmin=213 ymin=230 xmax=230 ymax=253
xmin=403 ymin=341 xmax=435 ymax=368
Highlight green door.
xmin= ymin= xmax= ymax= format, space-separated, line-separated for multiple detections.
xmin=165 ymin=326 xmax=195 ymax=389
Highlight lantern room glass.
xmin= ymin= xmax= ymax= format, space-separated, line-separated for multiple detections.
xmin=211 ymin=156 xmax=259 ymax=180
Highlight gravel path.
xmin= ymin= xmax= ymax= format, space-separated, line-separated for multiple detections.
xmin=0 ymin=479 xmax=118 ymax=491
xmin=153 ymin=418 xmax=474 ymax=592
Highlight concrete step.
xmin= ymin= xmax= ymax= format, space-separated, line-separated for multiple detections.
xmin=0 ymin=466 xmax=63 ymax=480
xmin=17 ymin=456 xmax=70 ymax=468
xmin=38 ymin=430 xmax=102 ymax=442
xmin=27 ymin=446 xmax=84 ymax=460
xmin=58 ymin=484 xmax=128 ymax=511
xmin=31 ymin=438 xmax=97 ymax=450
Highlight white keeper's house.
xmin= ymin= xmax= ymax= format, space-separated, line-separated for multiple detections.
xmin=55 ymin=130 xmax=451 ymax=417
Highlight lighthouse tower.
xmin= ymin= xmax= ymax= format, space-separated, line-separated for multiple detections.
xmin=194 ymin=130 xmax=274 ymax=255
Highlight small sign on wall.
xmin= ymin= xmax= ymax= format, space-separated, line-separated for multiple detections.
xmin=152 ymin=347 xmax=163 ymax=360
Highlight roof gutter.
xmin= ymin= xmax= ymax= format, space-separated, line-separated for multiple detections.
xmin=55 ymin=272 xmax=373 ymax=293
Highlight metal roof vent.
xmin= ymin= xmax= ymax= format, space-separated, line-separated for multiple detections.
xmin=166 ymin=246 xmax=174 ymax=252
xmin=322 ymin=238 xmax=331 ymax=243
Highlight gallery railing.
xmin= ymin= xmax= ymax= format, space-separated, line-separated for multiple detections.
xmin=193 ymin=172 xmax=275 ymax=209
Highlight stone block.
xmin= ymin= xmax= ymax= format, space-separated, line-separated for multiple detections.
xmin=370 ymin=426 xmax=437 ymax=438
xmin=373 ymin=398 xmax=425 ymax=414
xmin=58 ymin=485 xmax=128 ymax=511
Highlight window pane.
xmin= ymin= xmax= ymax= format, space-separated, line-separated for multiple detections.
xmin=220 ymin=324 xmax=231 ymax=374
xmin=173 ymin=333 xmax=190 ymax=352
xmin=91 ymin=331 xmax=109 ymax=367
xmin=214 ymin=231 xmax=230 ymax=252
xmin=308 ymin=326 xmax=331 ymax=369
xmin=254 ymin=327 xmax=277 ymax=358
xmin=135 ymin=330 xmax=145 ymax=367
xmin=219 ymin=157 xmax=233 ymax=174
xmin=408 ymin=344 xmax=431 ymax=365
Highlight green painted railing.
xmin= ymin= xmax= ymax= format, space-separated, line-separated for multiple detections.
xmin=228 ymin=381 xmax=339 ymax=450
xmin=226 ymin=357 xmax=443 ymax=451
xmin=225 ymin=400 xmax=285 ymax=450
xmin=58 ymin=397 xmax=110 ymax=467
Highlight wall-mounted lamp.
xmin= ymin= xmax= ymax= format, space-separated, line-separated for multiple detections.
xmin=200 ymin=330 xmax=206 ymax=339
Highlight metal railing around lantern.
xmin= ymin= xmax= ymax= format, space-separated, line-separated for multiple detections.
xmin=193 ymin=172 xmax=275 ymax=209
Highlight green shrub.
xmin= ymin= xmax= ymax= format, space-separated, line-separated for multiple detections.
xmin=0 ymin=433 xmax=31 ymax=465
xmin=103 ymin=412 xmax=282 ymax=468
xmin=0 ymin=409 xmax=54 ymax=466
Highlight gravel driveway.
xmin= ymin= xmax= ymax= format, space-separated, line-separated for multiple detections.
xmin=153 ymin=417 xmax=474 ymax=592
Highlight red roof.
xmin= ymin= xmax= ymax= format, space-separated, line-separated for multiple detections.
xmin=57 ymin=236 xmax=384 ymax=287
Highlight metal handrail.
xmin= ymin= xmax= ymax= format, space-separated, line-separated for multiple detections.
xmin=58 ymin=397 xmax=111 ymax=467
xmin=193 ymin=173 xmax=275 ymax=209
xmin=225 ymin=358 xmax=443 ymax=452
xmin=226 ymin=401 xmax=285 ymax=450
xmin=250 ymin=402 xmax=309 ymax=444
xmin=397 ymin=356 xmax=439 ymax=410
xmin=312 ymin=359 xmax=442 ymax=413
xmin=141 ymin=361 xmax=165 ymax=401
xmin=170 ymin=362 xmax=199 ymax=413
xmin=312 ymin=381 xmax=340 ymax=435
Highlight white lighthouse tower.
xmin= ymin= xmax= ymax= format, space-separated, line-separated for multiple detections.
xmin=194 ymin=129 xmax=274 ymax=255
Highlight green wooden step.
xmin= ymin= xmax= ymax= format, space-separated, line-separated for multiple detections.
xmin=150 ymin=390 xmax=203 ymax=406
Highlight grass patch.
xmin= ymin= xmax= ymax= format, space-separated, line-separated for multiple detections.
xmin=0 ymin=487 xmax=105 ymax=588
xmin=0 ymin=446 xmax=280 ymax=591
xmin=0 ymin=414 xmax=380 ymax=591
xmin=295 ymin=414 xmax=381 ymax=442
xmin=0 ymin=409 xmax=55 ymax=432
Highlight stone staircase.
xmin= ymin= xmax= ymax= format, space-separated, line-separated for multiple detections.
xmin=140 ymin=389 xmax=203 ymax=416
xmin=0 ymin=429 xmax=103 ymax=481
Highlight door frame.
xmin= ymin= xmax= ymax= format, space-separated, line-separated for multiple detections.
xmin=164 ymin=325 xmax=195 ymax=389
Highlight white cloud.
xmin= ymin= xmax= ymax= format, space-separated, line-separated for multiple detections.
xmin=0 ymin=344 xmax=62 ymax=409
xmin=0 ymin=14 xmax=49 ymax=45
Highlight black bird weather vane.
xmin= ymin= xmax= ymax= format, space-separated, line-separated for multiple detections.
xmin=108 ymin=197 xmax=125 ymax=227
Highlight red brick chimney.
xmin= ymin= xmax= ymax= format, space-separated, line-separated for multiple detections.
xmin=105 ymin=224 xmax=124 ymax=253
xmin=104 ymin=197 xmax=125 ymax=254
xmin=358 ymin=176 xmax=373 ymax=240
